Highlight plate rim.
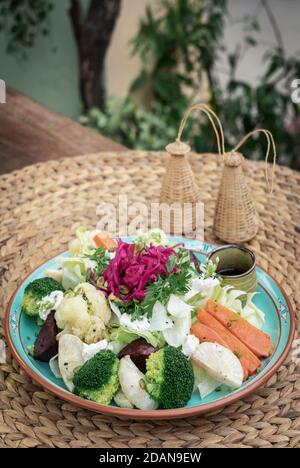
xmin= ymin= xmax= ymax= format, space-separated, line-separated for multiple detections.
xmin=4 ymin=242 xmax=296 ymax=420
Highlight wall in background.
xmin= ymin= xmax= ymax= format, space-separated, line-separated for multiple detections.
xmin=0 ymin=0 xmax=149 ymax=118
xmin=222 ymin=0 xmax=300 ymax=86
xmin=0 ymin=0 xmax=81 ymax=117
xmin=0 ymin=0 xmax=299 ymax=118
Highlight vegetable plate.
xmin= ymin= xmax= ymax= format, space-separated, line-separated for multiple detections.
xmin=5 ymin=229 xmax=295 ymax=419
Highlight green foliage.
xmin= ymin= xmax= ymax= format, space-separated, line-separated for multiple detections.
xmin=87 ymin=247 xmax=109 ymax=281
xmin=79 ymin=96 xmax=177 ymax=150
xmin=81 ymin=0 xmax=300 ymax=169
xmin=0 ymin=0 xmax=53 ymax=56
xmin=130 ymin=0 xmax=226 ymax=120
xmin=217 ymin=50 xmax=300 ymax=169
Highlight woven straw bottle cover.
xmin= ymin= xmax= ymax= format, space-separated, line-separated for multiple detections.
xmin=161 ymin=103 xmax=276 ymax=242
xmin=160 ymin=140 xmax=200 ymax=233
xmin=214 ymin=150 xmax=259 ymax=243
xmin=213 ymin=127 xmax=276 ymax=243
xmin=160 ymin=103 xmax=225 ymax=234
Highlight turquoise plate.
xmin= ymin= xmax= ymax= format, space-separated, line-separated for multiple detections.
xmin=5 ymin=238 xmax=295 ymax=420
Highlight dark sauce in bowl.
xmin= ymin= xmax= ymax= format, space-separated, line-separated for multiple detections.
xmin=217 ymin=267 xmax=248 ymax=277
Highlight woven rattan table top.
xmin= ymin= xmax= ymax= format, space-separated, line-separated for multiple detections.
xmin=0 ymin=151 xmax=299 ymax=448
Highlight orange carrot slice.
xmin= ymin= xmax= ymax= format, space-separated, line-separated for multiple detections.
xmin=191 ymin=323 xmax=228 ymax=348
xmin=205 ymin=299 xmax=273 ymax=358
xmin=197 ymin=310 xmax=261 ymax=379
xmin=93 ymin=233 xmax=117 ymax=251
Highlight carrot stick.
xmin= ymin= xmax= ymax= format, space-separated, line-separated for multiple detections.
xmin=196 ymin=310 xmax=261 ymax=379
xmin=93 ymin=233 xmax=117 ymax=251
xmin=191 ymin=323 xmax=228 ymax=348
xmin=206 ymin=299 xmax=273 ymax=358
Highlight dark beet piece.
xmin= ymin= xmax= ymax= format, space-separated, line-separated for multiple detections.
xmin=118 ymin=338 xmax=157 ymax=373
xmin=34 ymin=310 xmax=58 ymax=362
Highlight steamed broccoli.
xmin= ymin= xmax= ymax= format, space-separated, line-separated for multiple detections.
xmin=145 ymin=346 xmax=194 ymax=409
xmin=22 ymin=277 xmax=65 ymax=318
xmin=73 ymin=350 xmax=119 ymax=405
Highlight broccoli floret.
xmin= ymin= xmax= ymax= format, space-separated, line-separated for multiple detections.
xmin=22 ymin=277 xmax=64 ymax=318
xmin=73 ymin=350 xmax=119 ymax=405
xmin=145 ymin=346 xmax=194 ymax=409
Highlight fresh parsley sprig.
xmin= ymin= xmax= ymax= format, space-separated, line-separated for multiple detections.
xmin=87 ymin=247 xmax=109 ymax=280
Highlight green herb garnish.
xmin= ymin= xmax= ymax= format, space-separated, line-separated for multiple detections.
xmin=88 ymin=247 xmax=109 ymax=281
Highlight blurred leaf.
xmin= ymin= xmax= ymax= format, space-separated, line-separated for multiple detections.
xmin=264 ymin=54 xmax=285 ymax=79
xmin=244 ymin=36 xmax=257 ymax=46
xmin=130 ymin=70 xmax=150 ymax=93
xmin=0 ymin=0 xmax=54 ymax=56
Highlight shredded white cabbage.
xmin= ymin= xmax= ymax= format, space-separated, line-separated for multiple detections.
xmin=149 ymin=301 xmax=173 ymax=331
xmin=163 ymin=316 xmax=191 ymax=348
xmin=240 ymin=293 xmax=265 ymax=329
xmin=49 ymin=354 xmax=61 ymax=379
xmin=182 ymin=334 xmax=199 ymax=358
xmin=167 ymin=294 xmax=193 ymax=318
xmin=59 ymin=257 xmax=87 ymax=290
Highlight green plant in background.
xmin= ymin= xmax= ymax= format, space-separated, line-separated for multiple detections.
xmin=213 ymin=0 xmax=300 ymax=169
xmin=130 ymin=0 xmax=226 ymax=121
xmin=82 ymin=0 xmax=300 ymax=169
xmin=79 ymin=97 xmax=177 ymax=150
xmin=0 ymin=0 xmax=53 ymax=56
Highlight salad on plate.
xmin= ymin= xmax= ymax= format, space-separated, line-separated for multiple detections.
xmin=21 ymin=228 xmax=274 ymax=410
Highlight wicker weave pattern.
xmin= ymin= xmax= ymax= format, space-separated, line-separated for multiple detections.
xmin=160 ymin=142 xmax=200 ymax=233
xmin=214 ymin=152 xmax=259 ymax=243
xmin=0 ymin=151 xmax=299 ymax=448
xmin=160 ymin=153 xmax=200 ymax=203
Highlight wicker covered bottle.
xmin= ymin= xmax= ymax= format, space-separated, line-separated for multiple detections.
xmin=213 ymin=151 xmax=259 ymax=243
xmin=160 ymin=140 xmax=200 ymax=234
xmin=160 ymin=103 xmax=275 ymax=242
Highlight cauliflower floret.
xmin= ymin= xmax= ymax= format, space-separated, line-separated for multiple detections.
xmin=84 ymin=316 xmax=106 ymax=344
xmin=55 ymin=283 xmax=110 ymax=344
xmin=55 ymin=296 xmax=90 ymax=340
xmin=74 ymin=283 xmax=111 ymax=325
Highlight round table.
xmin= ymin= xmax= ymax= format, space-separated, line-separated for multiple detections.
xmin=0 ymin=151 xmax=299 ymax=448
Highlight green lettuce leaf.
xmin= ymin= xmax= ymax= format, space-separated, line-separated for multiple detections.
xmin=109 ymin=325 xmax=165 ymax=353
